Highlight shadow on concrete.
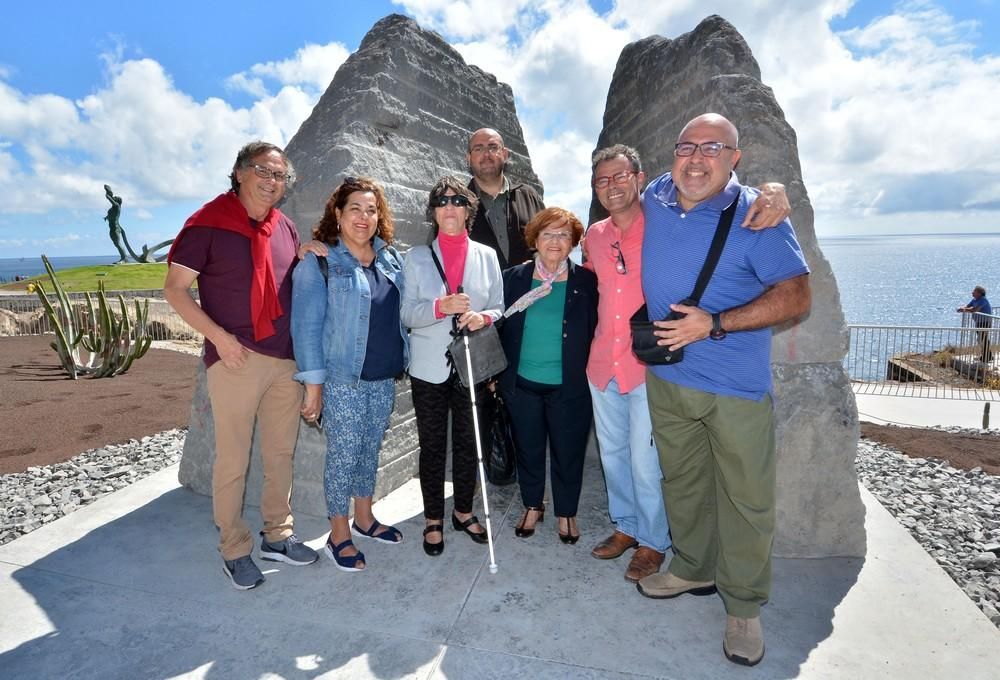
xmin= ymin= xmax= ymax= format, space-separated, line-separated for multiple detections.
xmin=2 ymin=444 xmax=864 ymax=679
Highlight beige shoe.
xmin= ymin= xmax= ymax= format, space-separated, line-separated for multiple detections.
xmin=636 ymin=571 xmax=716 ymax=599
xmin=723 ymin=615 xmax=764 ymax=666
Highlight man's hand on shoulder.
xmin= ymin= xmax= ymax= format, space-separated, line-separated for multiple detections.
xmin=214 ymin=331 xmax=250 ymax=369
xmin=742 ymin=182 xmax=791 ymax=230
xmin=298 ymin=240 xmax=328 ymax=260
xmin=652 ymin=303 xmax=712 ymax=351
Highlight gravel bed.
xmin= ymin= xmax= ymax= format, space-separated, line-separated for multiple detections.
xmin=3 ymin=422 xmax=999 ymax=629
xmin=856 ymin=425 xmax=1000 ymax=628
xmin=0 ymin=429 xmax=185 ymax=546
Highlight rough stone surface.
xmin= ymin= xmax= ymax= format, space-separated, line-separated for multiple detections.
xmin=178 ymin=14 xmax=544 ymax=513
xmin=592 ymin=15 xmax=864 ymax=556
xmin=281 ymin=13 xmax=542 ymax=248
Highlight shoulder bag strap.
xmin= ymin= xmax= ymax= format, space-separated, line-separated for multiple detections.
xmin=428 ymin=246 xmax=451 ymax=294
xmin=429 ymin=246 xmax=460 ymax=334
xmin=687 ymin=197 xmax=739 ymax=305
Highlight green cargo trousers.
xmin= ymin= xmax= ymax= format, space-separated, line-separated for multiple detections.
xmin=646 ymin=371 xmax=775 ymax=618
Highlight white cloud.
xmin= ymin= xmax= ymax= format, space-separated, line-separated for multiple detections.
xmin=0 ymin=49 xmax=339 ymax=221
xmin=226 ymin=42 xmax=350 ymax=95
xmin=400 ymin=1 xmax=1000 ymax=233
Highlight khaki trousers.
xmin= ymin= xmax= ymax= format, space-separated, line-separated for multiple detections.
xmin=646 ymin=371 xmax=775 ymax=618
xmin=206 ymin=352 xmax=302 ymax=560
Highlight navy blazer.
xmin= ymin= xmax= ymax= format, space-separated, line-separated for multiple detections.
xmin=497 ymin=260 xmax=599 ymax=398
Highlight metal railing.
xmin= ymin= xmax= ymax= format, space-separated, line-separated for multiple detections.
xmin=0 ymin=289 xmax=201 ymax=342
xmin=847 ymin=315 xmax=1000 ymax=399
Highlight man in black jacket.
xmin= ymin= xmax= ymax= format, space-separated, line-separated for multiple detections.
xmin=466 ymin=128 xmax=545 ymax=269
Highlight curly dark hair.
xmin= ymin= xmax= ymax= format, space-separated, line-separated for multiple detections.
xmin=524 ymin=207 xmax=584 ymax=250
xmin=425 ymin=175 xmax=479 ymax=235
xmin=312 ymin=176 xmax=394 ymax=246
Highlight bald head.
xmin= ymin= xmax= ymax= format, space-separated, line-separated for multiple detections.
xmin=467 ymin=127 xmax=509 ymax=188
xmin=468 ymin=128 xmax=505 ymax=152
xmin=671 ymin=113 xmax=742 ymax=210
xmin=678 ymin=113 xmax=739 ymax=147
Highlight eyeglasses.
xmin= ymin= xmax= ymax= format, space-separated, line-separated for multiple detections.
xmin=673 ymin=142 xmax=738 ymax=158
xmin=537 ymin=231 xmax=572 ymax=242
xmin=432 ymin=194 xmax=470 ymax=208
xmin=469 ymin=143 xmax=504 ymax=155
xmin=593 ymin=170 xmax=636 ymax=189
xmin=249 ymin=163 xmax=293 ymax=183
xmin=611 ymin=241 xmax=626 ymax=275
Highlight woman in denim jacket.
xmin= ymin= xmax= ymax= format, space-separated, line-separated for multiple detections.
xmin=291 ymin=177 xmax=408 ymax=572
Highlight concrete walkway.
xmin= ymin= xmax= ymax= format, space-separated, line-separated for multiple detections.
xmin=855 ymin=391 xmax=995 ymax=430
xmin=2 ymin=438 xmax=999 ymax=679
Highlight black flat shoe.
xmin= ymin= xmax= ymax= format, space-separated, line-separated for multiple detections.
xmin=514 ymin=506 xmax=545 ymax=538
xmin=422 ymin=523 xmax=444 ymax=556
xmin=558 ymin=517 xmax=580 ymax=545
xmin=452 ymin=514 xmax=488 ymax=544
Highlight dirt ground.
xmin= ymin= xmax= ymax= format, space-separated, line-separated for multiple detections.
xmin=0 ymin=335 xmax=199 ymax=474
xmin=860 ymin=422 xmax=1000 ymax=475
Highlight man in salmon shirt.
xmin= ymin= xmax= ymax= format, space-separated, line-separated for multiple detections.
xmin=583 ymin=144 xmax=790 ymax=584
xmin=165 ymin=141 xmax=319 ymax=591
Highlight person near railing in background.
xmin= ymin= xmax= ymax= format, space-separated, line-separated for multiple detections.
xmin=957 ymin=286 xmax=994 ymax=363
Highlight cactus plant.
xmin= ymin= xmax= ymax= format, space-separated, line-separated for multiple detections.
xmin=32 ymin=254 xmax=152 ymax=379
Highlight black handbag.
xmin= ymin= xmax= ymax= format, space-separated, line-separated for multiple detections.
xmin=429 ymin=247 xmax=508 ymax=387
xmin=483 ymin=390 xmax=517 ymax=485
xmin=630 ymin=198 xmax=738 ymax=365
xmin=448 ymin=326 xmax=507 ymax=388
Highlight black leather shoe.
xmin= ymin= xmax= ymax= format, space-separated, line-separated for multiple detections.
xmin=558 ymin=516 xmax=580 ymax=545
xmin=422 ymin=524 xmax=444 ymax=556
xmin=514 ymin=506 xmax=545 ymax=538
xmin=452 ymin=514 xmax=488 ymax=544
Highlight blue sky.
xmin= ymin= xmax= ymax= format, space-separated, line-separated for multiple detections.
xmin=2 ymin=0 xmax=999 ymax=258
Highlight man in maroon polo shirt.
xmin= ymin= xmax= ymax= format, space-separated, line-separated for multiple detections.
xmin=165 ymin=141 xmax=318 ymax=590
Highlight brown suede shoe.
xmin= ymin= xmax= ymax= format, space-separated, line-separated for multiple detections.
xmin=624 ymin=547 xmax=665 ymax=583
xmin=636 ymin=571 xmax=717 ymax=599
xmin=590 ymin=531 xmax=638 ymax=560
xmin=723 ymin=615 xmax=764 ymax=666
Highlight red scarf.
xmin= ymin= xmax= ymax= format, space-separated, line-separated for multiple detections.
xmin=168 ymin=192 xmax=284 ymax=341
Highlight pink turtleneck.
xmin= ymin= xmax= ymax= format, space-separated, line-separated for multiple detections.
xmin=434 ymin=230 xmax=469 ymax=318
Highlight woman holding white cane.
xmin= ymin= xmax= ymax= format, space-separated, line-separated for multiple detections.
xmin=401 ymin=176 xmax=504 ymax=557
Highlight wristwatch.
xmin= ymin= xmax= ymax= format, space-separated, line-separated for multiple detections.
xmin=710 ymin=312 xmax=727 ymax=341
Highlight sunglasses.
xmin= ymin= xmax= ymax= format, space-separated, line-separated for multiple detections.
xmin=432 ymin=194 xmax=471 ymax=208
xmin=611 ymin=241 xmax=626 ymax=275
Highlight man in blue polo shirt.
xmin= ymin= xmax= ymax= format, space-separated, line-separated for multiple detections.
xmin=635 ymin=113 xmax=811 ymax=667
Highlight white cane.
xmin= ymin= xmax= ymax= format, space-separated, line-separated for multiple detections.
xmin=461 ymin=328 xmax=499 ymax=574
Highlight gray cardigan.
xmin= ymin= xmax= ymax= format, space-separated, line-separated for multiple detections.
xmin=401 ymin=238 xmax=504 ymax=384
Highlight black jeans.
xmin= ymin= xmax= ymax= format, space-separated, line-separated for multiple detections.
xmin=411 ymin=374 xmax=490 ymax=519
xmin=505 ymin=375 xmax=592 ymax=517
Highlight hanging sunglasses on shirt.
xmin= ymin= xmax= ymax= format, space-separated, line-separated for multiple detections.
xmin=432 ymin=194 xmax=471 ymax=208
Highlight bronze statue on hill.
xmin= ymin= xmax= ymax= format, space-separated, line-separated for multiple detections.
xmin=103 ymin=184 xmax=173 ymax=263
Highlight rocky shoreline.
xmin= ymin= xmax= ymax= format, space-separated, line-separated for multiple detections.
xmin=2 ymin=425 xmax=998 ymax=628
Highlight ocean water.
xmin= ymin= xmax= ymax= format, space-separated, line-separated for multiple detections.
xmin=0 ymin=255 xmax=119 ymax=282
xmin=819 ymin=233 xmax=1000 ymax=327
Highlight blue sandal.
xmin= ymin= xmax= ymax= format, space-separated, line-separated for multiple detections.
xmin=351 ymin=519 xmax=404 ymax=544
xmin=325 ymin=537 xmax=366 ymax=572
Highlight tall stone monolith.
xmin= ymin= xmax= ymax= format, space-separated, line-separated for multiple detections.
xmin=281 ymin=13 xmax=542 ymax=247
xmin=591 ymin=15 xmax=865 ymax=557
xmin=178 ymin=14 xmax=543 ymax=516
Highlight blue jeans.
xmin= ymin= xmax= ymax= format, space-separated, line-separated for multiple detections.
xmin=589 ymin=378 xmax=671 ymax=552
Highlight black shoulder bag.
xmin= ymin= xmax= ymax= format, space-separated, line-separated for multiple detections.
xmin=429 ymin=248 xmax=508 ymax=387
xmin=630 ymin=198 xmax=738 ymax=365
